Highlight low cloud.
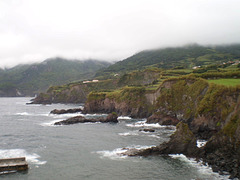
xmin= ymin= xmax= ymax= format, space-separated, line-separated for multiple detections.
xmin=0 ymin=0 xmax=240 ymax=67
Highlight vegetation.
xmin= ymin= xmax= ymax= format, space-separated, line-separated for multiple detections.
xmin=0 ymin=58 xmax=111 ymax=96
xmin=208 ymin=79 xmax=240 ymax=86
xmin=95 ymin=44 xmax=240 ymax=79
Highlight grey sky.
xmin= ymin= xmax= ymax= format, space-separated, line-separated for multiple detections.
xmin=0 ymin=0 xmax=240 ymax=68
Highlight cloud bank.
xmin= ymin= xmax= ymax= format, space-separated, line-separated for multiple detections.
xmin=0 ymin=0 xmax=240 ymax=67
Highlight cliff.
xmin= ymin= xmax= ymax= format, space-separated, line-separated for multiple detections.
xmin=83 ymin=86 xmax=154 ymax=118
xmin=31 ymin=79 xmax=118 ymax=104
xmin=83 ymin=76 xmax=240 ymax=178
xmin=84 ymin=76 xmax=240 ymax=139
xmin=31 ymin=68 xmax=161 ymax=104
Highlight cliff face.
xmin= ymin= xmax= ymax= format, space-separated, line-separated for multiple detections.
xmin=31 ymin=79 xmax=119 ymax=104
xmin=83 ymin=87 xmax=153 ymax=118
xmin=31 ymin=83 xmax=89 ymax=104
xmin=84 ymin=77 xmax=240 ymax=139
xmin=31 ymin=69 xmax=160 ymax=104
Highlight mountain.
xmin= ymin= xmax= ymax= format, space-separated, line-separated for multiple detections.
xmin=95 ymin=44 xmax=240 ymax=79
xmin=0 ymin=58 xmax=111 ymax=97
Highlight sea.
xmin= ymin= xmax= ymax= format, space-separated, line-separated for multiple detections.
xmin=0 ymin=97 xmax=230 ymax=180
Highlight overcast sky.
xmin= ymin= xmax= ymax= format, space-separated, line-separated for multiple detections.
xmin=0 ymin=0 xmax=240 ymax=68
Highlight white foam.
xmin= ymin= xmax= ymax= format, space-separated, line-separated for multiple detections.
xmin=126 ymin=120 xmax=173 ymax=128
xmin=117 ymin=116 xmax=132 ymax=120
xmin=0 ymin=149 xmax=46 ymax=165
xmin=40 ymin=119 xmax=65 ymax=127
xmin=147 ymin=134 xmax=160 ymax=139
xmin=16 ymin=112 xmax=50 ymax=117
xmin=95 ymin=145 xmax=154 ymax=160
xmin=84 ymin=113 xmax=107 ymax=117
xmin=50 ymin=112 xmax=82 ymax=118
xmin=169 ymin=154 xmax=229 ymax=180
xmin=118 ymin=131 xmax=139 ymax=136
xmin=16 ymin=112 xmax=30 ymax=116
xmin=197 ymin=140 xmax=208 ymax=148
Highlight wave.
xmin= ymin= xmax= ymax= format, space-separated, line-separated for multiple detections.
xmin=40 ymin=119 xmax=65 ymax=127
xmin=83 ymin=113 xmax=107 ymax=117
xmin=126 ymin=120 xmax=175 ymax=129
xmin=16 ymin=112 xmax=30 ymax=116
xmin=147 ymin=134 xmax=161 ymax=139
xmin=95 ymin=145 xmax=155 ymax=160
xmin=118 ymin=131 xmax=139 ymax=136
xmin=0 ymin=149 xmax=46 ymax=165
xmin=50 ymin=112 xmax=82 ymax=118
xmin=197 ymin=140 xmax=208 ymax=148
xmin=169 ymin=154 xmax=229 ymax=180
xmin=16 ymin=112 xmax=50 ymax=117
xmin=117 ymin=116 xmax=132 ymax=120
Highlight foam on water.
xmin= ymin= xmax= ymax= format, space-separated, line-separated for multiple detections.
xmin=126 ymin=120 xmax=175 ymax=129
xmin=117 ymin=116 xmax=132 ymax=120
xmin=147 ymin=134 xmax=160 ymax=139
xmin=16 ymin=112 xmax=50 ymax=117
xmin=40 ymin=119 xmax=65 ymax=127
xmin=50 ymin=112 xmax=82 ymax=118
xmin=16 ymin=112 xmax=30 ymax=116
xmin=169 ymin=154 xmax=230 ymax=180
xmin=118 ymin=131 xmax=139 ymax=136
xmin=197 ymin=139 xmax=208 ymax=148
xmin=95 ymin=145 xmax=154 ymax=160
xmin=0 ymin=149 xmax=46 ymax=165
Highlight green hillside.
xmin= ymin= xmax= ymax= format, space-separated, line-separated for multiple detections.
xmin=0 ymin=58 xmax=111 ymax=97
xmin=95 ymin=44 xmax=240 ymax=79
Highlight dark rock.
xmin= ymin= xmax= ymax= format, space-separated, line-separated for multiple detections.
xmin=50 ymin=108 xmax=82 ymax=114
xmin=139 ymin=129 xmax=155 ymax=132
xmin=147 ymin=113 xmax=180 ymax=126
xmin=54 ymin=116 xmax=87 ymax=125
xmin=104 ymin=112 xmax=118 ymax=123
xmin=54 ymin=112 xmax=118 ymax=125
xmin=123 ymin=122 xmax=199 ymax=157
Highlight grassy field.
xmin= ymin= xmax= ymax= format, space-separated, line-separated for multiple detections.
xmin=208 ymin=78 xmax=240 ymax=86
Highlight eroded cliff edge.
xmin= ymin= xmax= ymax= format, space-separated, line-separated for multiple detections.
xmin=84 ymin=76 xmax=240 ymax=139
xmin=83 ymin=76 xmax=240 ymax=178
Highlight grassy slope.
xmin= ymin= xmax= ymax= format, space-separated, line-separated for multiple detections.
xmin=208 ymin=79 xmax=240 ymax=86
xmin=95 ymin=44 xmax=240 ymax=79
xmin=0 ymin=58 xmax=111 ymax=96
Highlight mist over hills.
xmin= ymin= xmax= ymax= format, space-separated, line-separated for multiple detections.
xmin=0 ymin=58 xmax=111 ymax=97
xmin=95 ymin=44 xmax=240 ymax=79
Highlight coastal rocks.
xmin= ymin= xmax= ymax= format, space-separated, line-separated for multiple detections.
xmin=83 ymin=97 xmax=150 ymax=118
xmin=124 ymin=122 xmax=199 ymax=157
xmin=54 ymin=112 xmax=118 ymax=125
xmin=54 ymin=116 xmax=86 ymax=125
xmin=200 ymin=114 xmax=240 ymax=179
xmin=105 ymin=112 xmax=118 ymax=123
xmin=146 ymin=113 xmax=180 ymax=126
xmin=139 ymin=129 xmax=155 ymax=132
xmin=50 ymin=108 xmax=82 ymax=114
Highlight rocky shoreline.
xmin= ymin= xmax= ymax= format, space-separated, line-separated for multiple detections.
xmin=81 ymin=77 xmax=240 ymax=179
xmin=54 ymin=112 xmax=118 ymax=125
xmin=42 ymin=77 xmax=240 ymax=179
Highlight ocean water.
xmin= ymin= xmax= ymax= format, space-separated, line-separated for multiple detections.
xmin=0 ymin=97 xmax=229 ymax=180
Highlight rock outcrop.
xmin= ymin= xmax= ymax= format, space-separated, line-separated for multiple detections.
xmin=83 ymin=87 xmax=153 ymax=118
xmin=200 ymin=113 xmax=240 ymax=179
xmin=50 ymin=108 xmax=82 ymax=114
xmin=146 ymin=112 xmax=180 ymax=125
xmin=83 ymin=77 xmax=240 ymax=178
xmin=139 ymin=129 xmax=155 ymax=132
xmin=54 ymin=112 xmax=118 ymax=125
xmin=124 ymin=122 xmax=199 ymax=157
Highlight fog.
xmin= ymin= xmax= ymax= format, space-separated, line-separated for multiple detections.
xmin=0 ymin=0 xmax=240 ymax=68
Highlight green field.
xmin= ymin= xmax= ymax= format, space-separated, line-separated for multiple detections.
xmin=208 ymin=78 xmax=240 ymax=86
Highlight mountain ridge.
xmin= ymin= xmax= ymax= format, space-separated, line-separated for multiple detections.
xmin=0 ymin=58 xmax=111 ymax=97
